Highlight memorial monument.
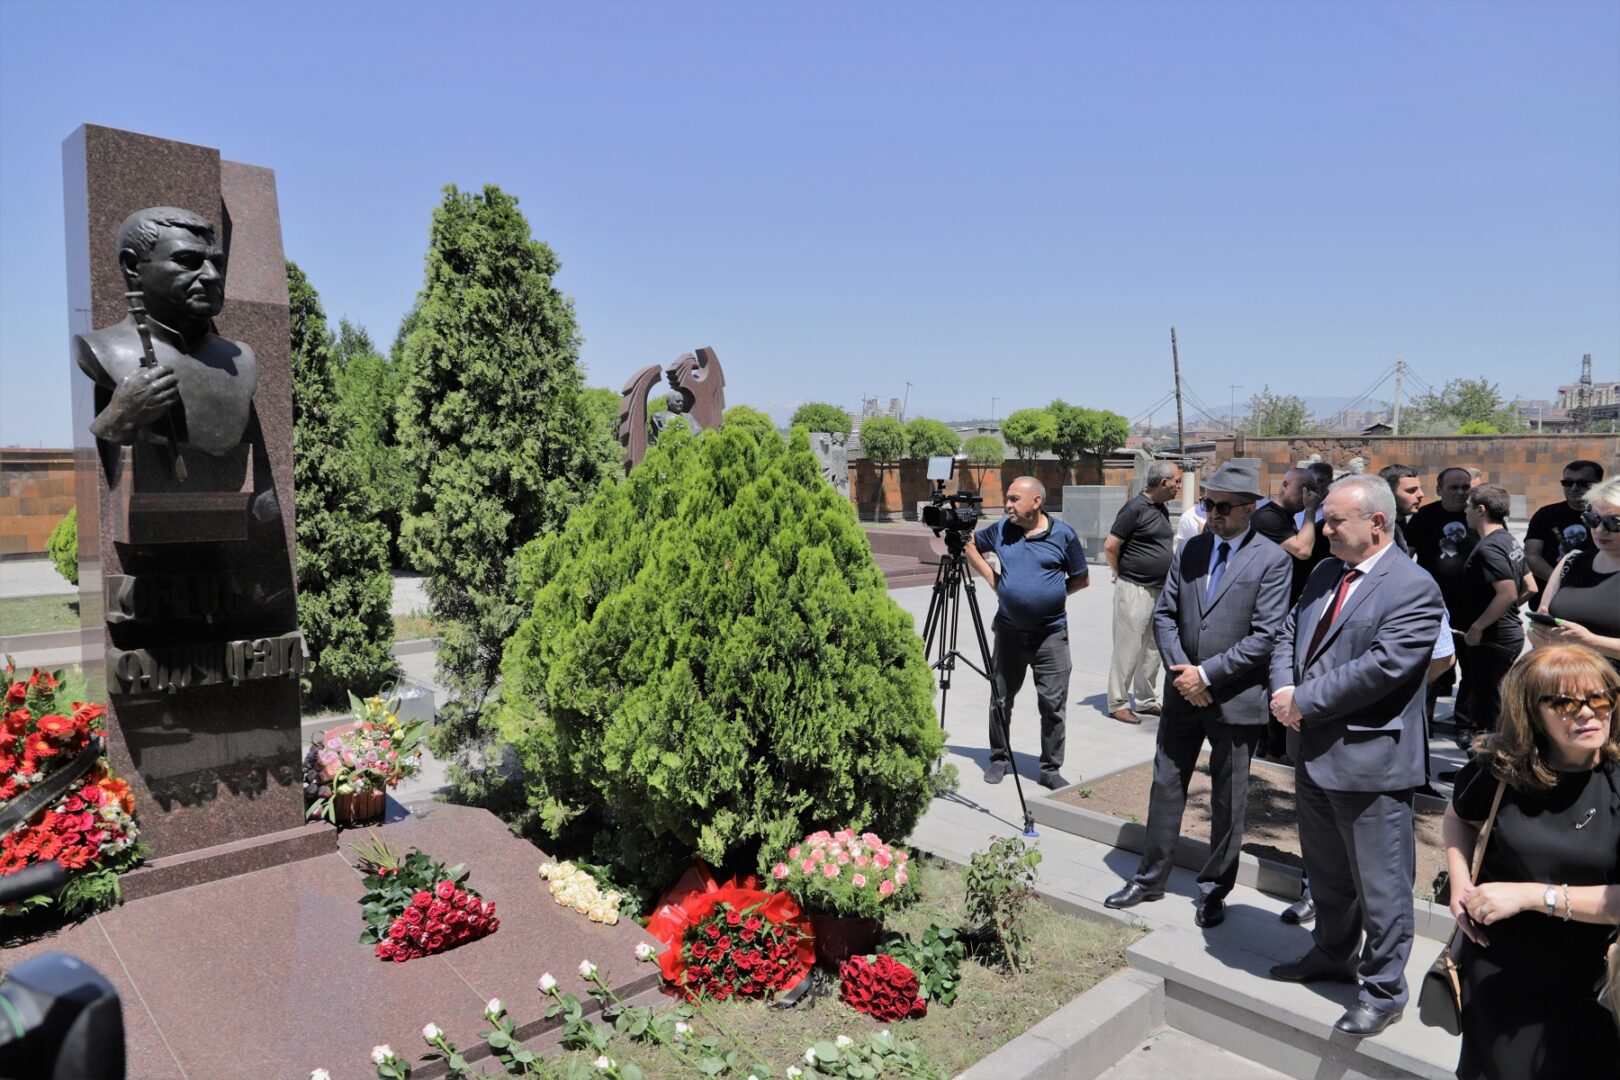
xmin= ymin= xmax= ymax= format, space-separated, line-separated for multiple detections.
xmin=616 ymin=345 xmax=727 ymax=468
xmin=64 ymin=125 xmax=324 ymax=890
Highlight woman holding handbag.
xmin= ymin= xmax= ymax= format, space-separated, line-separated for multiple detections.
xmin=1441 ymin=644 xmax=1620 ymax=1079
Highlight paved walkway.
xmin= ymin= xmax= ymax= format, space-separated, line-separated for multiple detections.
xmin=0 ymin=556 xmax=75 ymax=599
xmin=1097 ymin=1027 xmax=1288 ymax=1080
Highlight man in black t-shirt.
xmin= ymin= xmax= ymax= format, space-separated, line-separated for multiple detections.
xmin=1524 ymin=459 xmax=1604 ymax=591
xmin=1379 ymin=464 xmax=1424 ymax=554
xmin=1104 ymin=462 xmax=1178 ymax=723
xmin=1448 ymin=485 xmax=1533 ymax=757
xmin=1250 ymin=467 xmax=1327 ymax=604
xmin=1404 ymin=467 xmax=1477 ymax=620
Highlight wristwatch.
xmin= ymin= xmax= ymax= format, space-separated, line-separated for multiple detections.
xmin=1544 ymin=884 xmax=1560 ymax=916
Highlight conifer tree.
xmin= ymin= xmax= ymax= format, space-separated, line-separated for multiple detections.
xmin=394 ymin=184 xmax=615 ymax=764
xmin=287 ymin=261 xmax=395 ymax=704
xmin=499 ymin=411 xmax=943 ymax=887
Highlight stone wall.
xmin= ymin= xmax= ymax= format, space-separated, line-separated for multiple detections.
xmin=0 ymin=448 xmax=76 ymax=558
xmin=848 ymin=458 xmax=1103 ymax=519
xmin=1195 ymin=433 xmax=1620 ymax=511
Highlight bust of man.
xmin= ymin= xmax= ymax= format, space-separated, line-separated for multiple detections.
xmin=74 ymin=206 xmax=257 ymax=457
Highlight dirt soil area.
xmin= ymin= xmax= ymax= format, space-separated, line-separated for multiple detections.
xmin=1056 ymin=756 xmax=1448 ymax=899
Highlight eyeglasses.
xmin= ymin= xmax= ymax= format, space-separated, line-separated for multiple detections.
xmin=1561 ymin=478 xmax=1596 ymax=489
xmin=1201 ymin=498 xmax=1256 ymax=515
xmin=1538 ymin=692 xmax=1615 ymax=718
xmin=1582 ymin=510 xmax=1620 ymax=533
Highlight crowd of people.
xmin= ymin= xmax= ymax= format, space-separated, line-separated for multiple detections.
xmin=964 ymin=456 xmax=1619 ymax=1077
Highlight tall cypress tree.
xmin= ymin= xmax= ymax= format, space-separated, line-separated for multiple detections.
xmin=287 ymin=261 xmax=396 ymax=704
xmin=394 ymin=184 xmax=614 ymax=766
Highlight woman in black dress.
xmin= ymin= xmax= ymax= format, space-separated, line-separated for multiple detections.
xmin=1532 ymin=476 xmax=1620 ymax=671
xmin=1443 ymin=645 xmax=1620 ymax=1079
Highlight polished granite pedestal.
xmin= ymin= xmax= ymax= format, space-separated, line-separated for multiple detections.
xmin=0 ymin=800 xmax=665 ymax=1079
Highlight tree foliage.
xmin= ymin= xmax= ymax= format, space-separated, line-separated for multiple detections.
xmin=963 ymin=434 xmax=1004 ymax=466
xmin=287 ymin=261 xmax=396 ymax=705
xmin=1247 ymin=386 xmax=1316 ymax=436
xmin=902 ymin=417 xmax=961 ymax=459
xmin=46 ymin=508 xmax=76 ymax=587
xmin=1000 ymin=408 xmax=1055 ymax=468
xmin=1406 ymin=377 xmax=1527 ymax=434
xmin=790 ymin=402 xmax=853 ymax=436
xmin=1047 ymin=400 xmax=1129 ymax=479
xmin=393 ymin=184 xmax=616 ymax=767
xmin=858 ymin=417 xmax=905 ymax=463
xmin=497 ymin=413 xmax=943 ymax=887
xmin=333 ymin=318 xmax=413 ymax=566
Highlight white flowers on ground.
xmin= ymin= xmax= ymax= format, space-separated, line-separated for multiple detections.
xmin=579 ymin=959 xmax=598 ymax=978
xmin=805 ymin=1048 xmax=818 ymax=1064
xmin=835 ymin=1035 xmax=853 ymax=1048
xmin=486 ymin=997 xmax=503 ymax=1016
xmin=422 ymin=1022 xmax=443 ymax=1041
xmin=540 ymin=861 xmax=624 ymax=924
xmin=787 ymin=1068 xmax=803 ymax=1079
xmin=310 ymin=1070 xmax=332 ymax=1080
xmin=634 ymin=941 xmax=655 ymax=961
xmin=674 ymin=1021 xmax=692 ymax=1036
xmin=539 ymin=972 xmax=558 ymax=992
xmin=593 ymin=1055 xmax=613 ymax=1071
xmin=371 ymin=1045 xmax=394 ymax=1065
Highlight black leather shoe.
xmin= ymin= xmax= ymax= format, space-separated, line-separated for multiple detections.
xmin=1136 ymin=704 xmax=1162 ymax=717
xmin=1334 ymin=1002 xmax=1401 ymax=1037
xmin=1279 ymin=897 xmax=1316 ymax=924
xmin=1194 ymin=895 xmax=1226 ymax=928
xmin=984 ymin=761 xmax=1008 ymax=785
xmin=1103 ymin=883 xmax=1164 ymax=910
xmin=1269 ymin=952 xmax=1356 ymax=984
xmin=1037 ymin=770 xmax=1070 ymax=790
xmin=1414 ymin=783 xmax=1443 ymax=799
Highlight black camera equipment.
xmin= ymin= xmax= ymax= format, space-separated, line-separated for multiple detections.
xmin=0 ymin=863 xmax=126 ymax=1080
xmin=917 ymin=456 xmax=1037 ymax=838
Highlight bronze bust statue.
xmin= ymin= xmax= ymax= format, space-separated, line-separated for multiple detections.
xmin=75 ymin=206 xmax=257 ymax=457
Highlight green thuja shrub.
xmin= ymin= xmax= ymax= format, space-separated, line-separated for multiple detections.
xmin=46 ymin=507 xmax=77 ymax=586
xmin=497 ymin=410 xmax=943 ymax=888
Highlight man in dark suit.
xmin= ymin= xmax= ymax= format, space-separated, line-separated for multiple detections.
xmin=1268 ymin=474 xmax=1444 ymax=1037
xmin=1103 ymin=464 xmax=1293 ymax=928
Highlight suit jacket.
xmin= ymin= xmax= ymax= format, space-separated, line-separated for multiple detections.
xmin=1153 ymin=529 xmax=1293 ymax=726
xmin=1269 ymin=547 xmax=1443 ymax=792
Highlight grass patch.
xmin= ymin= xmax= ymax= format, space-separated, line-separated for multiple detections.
xmin=394 ymin=611 xmax=443 ymax=642
xmin=0 ymin=595 xmax=79 ymax=636
xmin=531 ymin=856 xmax=1140 ymax=1080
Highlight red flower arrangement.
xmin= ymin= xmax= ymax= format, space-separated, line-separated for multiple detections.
xmin=839 ymin=954 xmax=928 ymax=1021
xmin=351 ymin=833 xmax=498 ymax=963
xmin=647 ymin=864 xmax=815 ymax=1001
xmin=0 ymin=664 xmax=141 ymax=913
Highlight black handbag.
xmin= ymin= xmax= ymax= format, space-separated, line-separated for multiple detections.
xmin=1418 ymin=778 xmax=1505 ymax=1034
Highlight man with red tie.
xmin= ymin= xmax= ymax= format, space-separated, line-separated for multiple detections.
xmin=1268 ymin=474 xmax=1444 ymax=1037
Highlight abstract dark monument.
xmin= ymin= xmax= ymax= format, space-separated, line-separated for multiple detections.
xmin=6 ymin=125 xmax=662 ymax=1078
xmin=616 ymin=346 xmax=726 ymax=469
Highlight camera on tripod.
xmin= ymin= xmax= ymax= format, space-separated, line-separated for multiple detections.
xmin=920 ymin=456 xmax=982 ymax=536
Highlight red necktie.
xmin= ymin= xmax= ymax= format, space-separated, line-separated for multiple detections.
xmin=1305 ymin=568 xmax=1362 ymax=661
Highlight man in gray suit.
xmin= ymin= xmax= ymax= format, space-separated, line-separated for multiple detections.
xmin=1104 ymin=464 xmax=1293 ymax=928
xmin=1268 ymin=474 xmax=1444 ymax=1037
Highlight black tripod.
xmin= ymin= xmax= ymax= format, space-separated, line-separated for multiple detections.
xmin=920 ymin=527 xmax=1037 ymax=838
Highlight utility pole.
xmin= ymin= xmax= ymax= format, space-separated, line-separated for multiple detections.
xmin=901 ymin=381 xmax=912 ymax=423
xmin=1575 ymin=353 xmax=1593 ymax=430
xmin=1171 ymin=327 xmax=1185 ymax=458
xmin=1392 ymin=356 xmax=1405 ymax=435
xmin=991 ymin=396 xmax=998 ymax=423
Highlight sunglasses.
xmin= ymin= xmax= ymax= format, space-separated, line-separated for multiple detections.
xmin=1581 ymin=510 xmax=1620 ymax=533
xmin=1539 ymin=692 xmax=1615 ymax=718
xmin=1201 ymin=498 xmax=1255 ymax=515
xmin=1561 ymin=478 xmax=1596 ymax=489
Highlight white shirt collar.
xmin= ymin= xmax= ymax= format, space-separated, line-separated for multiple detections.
xmin=1347 ymin=540 xmax=1398 ymax=576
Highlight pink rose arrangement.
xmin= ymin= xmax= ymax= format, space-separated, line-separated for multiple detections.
xmin=768 ymin=828 xmax=914 ymax=918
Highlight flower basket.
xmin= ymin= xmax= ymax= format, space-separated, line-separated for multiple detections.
xmin=768 ymin=828 xmax=915 ymax=920
xmin=809 ymin=912 xmax=880 ymax=970
xmin=333 ymin=789 xmax=385 ymax=825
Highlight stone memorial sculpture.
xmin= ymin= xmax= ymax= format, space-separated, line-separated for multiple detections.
xmin=811 ymin=430 xmax=850 ymax=497
xmin=616 ymin=346 xmax=726 ymax=469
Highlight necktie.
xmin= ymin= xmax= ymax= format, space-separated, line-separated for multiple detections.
xmin=1206 ymin=540 xmax=1231 ymax=599
xmin=1305 ymin=567 xmax=1363 ymax=661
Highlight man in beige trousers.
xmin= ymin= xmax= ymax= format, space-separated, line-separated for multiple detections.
xmin=1105 ymin=462 xmax=1179 ymax=724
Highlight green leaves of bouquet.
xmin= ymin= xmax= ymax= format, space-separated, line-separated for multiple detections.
xmin=879 ymin=921 xmax=966 ymax=1006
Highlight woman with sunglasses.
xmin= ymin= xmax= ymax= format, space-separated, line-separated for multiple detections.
xmin=1442 ymin=645 xmax=1620 ymax=1079
xmin=1532 ymin=475 xmax=1620 ymax=671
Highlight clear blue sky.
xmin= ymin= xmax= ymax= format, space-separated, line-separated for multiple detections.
xmin=2 ymin=0 xmax=1616 ymax=447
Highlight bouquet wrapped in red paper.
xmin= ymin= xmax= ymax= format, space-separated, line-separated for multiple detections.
xmin=647 ymin=863 xmax=815 ymax=1001
xmin=0 ymin=664 xmax=142 ymax=916
xmin=352 ymin=834 xmax=499 ymax=963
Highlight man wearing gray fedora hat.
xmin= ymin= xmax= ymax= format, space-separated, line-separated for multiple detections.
xmin=1104 ymin=463 xmax=1293 ymax=929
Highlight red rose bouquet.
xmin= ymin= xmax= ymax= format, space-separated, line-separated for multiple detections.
xmin=352 ymin=834 xmax=498 ymax=963
xmin=647 ymin=865 xmax=815 ymax=1001
xmin=0 ymin=664 xmax=142 ymax=916
xmin=839 ymin=953 xmax=928 ymax=1021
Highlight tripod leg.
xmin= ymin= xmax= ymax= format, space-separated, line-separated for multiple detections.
xmin=960 ymin=577 xmax=1038 ymax=837
xmin=920 ymin=557 xmax=951 ymax=661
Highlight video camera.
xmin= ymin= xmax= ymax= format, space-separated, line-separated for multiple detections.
xmin=920 ymin=456 xmax=982 ymax=535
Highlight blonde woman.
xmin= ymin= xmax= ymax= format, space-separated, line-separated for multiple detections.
xmin=1532 ymin=474 xmax=1620 ymax=670
xmin=1443 ymin=645 xmax=1620 ymax=1079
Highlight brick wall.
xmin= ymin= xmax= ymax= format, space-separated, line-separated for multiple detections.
xmin=1195 ymin=433 xmax=1620 ymax=512
xmin=848 ymin=458 xmax=1103 ymax=519
xmin=0 ymin=449 xmax=76 ymax=558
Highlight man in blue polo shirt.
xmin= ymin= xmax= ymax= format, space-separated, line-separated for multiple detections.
xmin=965 ymin=476 xmax=1091 ymax=789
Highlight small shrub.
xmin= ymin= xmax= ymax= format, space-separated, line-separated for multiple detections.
xmin=46 ymin=508 xmax=77 ymax=586
xmin=964 ymin=836 xmax=1042 ymax=971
